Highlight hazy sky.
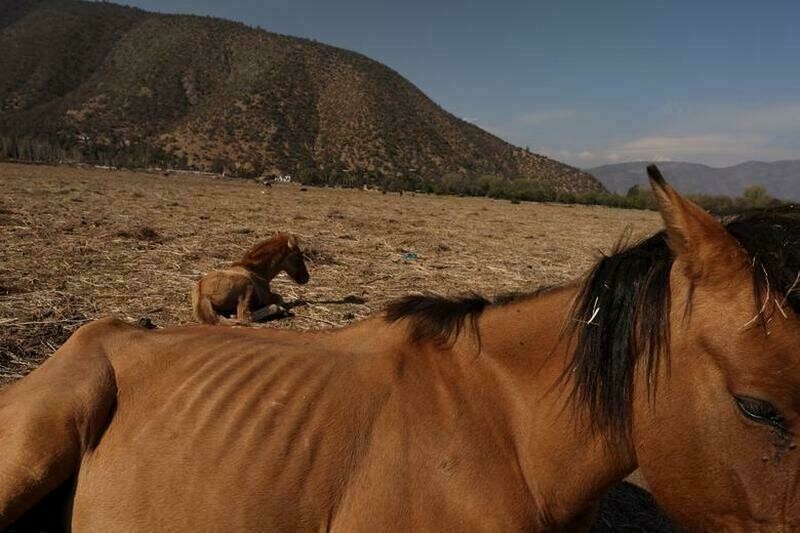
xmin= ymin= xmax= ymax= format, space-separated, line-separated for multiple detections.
xmin=111 ymin=0 xmax=800 ymax=168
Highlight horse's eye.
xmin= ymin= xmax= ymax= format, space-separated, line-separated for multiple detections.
xmin=734 ymin=395 xmax=788 ymax=431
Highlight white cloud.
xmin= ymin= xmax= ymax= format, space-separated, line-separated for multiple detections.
xmin=568 ymin=132 xmax=798 ymax=168
xmin=482 ymin=101 xmax=800 ymax=168
xmin=618 ymin=134 xmax=765 ymax=155
xmin=604 ymin=133 xmax=787 ymax=164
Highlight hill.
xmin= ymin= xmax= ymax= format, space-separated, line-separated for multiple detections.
xmin=590 ymin=160 xmax=800 ymax=200
xmin=0 ymin=0 xmax=603 ymax=194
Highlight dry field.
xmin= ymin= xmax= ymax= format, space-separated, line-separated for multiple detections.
xmin=0 ymin=162 xmax=660 ymax=381
xmin=0 ymin=162 xmax=671 ymax=531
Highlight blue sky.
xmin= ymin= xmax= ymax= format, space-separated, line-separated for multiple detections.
xmin=113 ymin=0 xmax=800 ymax=168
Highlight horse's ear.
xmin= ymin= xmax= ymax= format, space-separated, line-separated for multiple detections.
xmin=647 ymin=165 xmax=743 ymax=280
xmin=287 ymin=234 xmax=298 ymax=249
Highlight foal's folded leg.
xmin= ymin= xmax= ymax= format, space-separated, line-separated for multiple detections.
xmin=250 ymin=303 xmax=287 ymax=321
xmin=236 ymin=284 xmax=255 ymax=323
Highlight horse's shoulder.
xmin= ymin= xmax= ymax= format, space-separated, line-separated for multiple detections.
xmin=67 ymin=317 xmax=137 ymax=346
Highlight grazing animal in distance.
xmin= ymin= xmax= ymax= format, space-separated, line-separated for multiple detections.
xmin=3 ymin=166 xmax=800 ymax=531
xmin=191 ymin=233 xmax=309 ymax=324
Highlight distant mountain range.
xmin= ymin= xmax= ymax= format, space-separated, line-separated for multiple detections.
xmin=590 ymin=161 xmax=800 ymax=200
xmin=0 ymin=0 xmax=603 ymax=194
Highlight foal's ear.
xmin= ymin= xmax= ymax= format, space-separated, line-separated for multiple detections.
xmin=647 ymin=165 xmax=743 ymax=280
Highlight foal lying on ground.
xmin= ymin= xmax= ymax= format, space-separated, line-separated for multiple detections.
xmin=191 ymin=233 xmax=310 ymax=324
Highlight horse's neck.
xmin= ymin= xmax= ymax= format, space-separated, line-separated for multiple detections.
xmin=467 ymin=286 xmax=637 ymax=525
xmin=244 ymin=253 xmax=285 ymax=281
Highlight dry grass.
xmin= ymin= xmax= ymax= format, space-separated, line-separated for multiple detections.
xmin=0 ymin=162 xmax=660 ymax=383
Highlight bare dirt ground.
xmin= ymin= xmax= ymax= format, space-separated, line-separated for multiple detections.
xmin=0 ymin=162 xmax=671 ymax=531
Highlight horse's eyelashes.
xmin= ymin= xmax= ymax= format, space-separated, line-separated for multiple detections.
xmin=734 ymin=395 xmax=788 ymax=431
xmin=735 ymin=396 xmax=777 ymax=419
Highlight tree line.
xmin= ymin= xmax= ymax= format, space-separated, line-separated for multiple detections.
xmin=0 ymin=135 xmax=185 ymax=170
xmin=0 ymin=135 xmax=783 ymax=214
xmin=298 ymin=168 xmax=782 ymax=215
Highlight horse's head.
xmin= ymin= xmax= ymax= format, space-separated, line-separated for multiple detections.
xmin=282 ymin=234 xmax=310 ymax=285
xmin=632 ymin=166 xmax=800 ymax=528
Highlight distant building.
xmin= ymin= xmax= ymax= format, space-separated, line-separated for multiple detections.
xmin=258 ymin=174 xmax=293 ymax=186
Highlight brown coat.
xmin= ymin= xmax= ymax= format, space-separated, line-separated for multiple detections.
xmin=191 ymin=234 xmax=309 ymax=324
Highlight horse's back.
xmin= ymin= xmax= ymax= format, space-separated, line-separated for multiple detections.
xmin=70 ymin=323 xmax=396 ymax=531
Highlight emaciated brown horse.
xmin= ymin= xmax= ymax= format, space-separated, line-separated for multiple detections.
xmin=2 ymin=167 xmax=800 ymax=530
xmin=191 ymin=233 xmax=310 ymax=324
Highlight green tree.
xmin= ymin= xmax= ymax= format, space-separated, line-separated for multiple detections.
xmin=742 ymin=185 xmax=771 ymax=208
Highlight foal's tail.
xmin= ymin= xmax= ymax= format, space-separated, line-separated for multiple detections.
xmin=0 ymin=318 xmax=120 ymax=528
xmin=191 ymin=282 xmax=219 ymax=325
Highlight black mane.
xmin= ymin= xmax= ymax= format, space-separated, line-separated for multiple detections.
xmin=565 ymin=231 xmax=673 ymax=445
xmin=384 ymin=294 xmax=489 ymax=346
xmin=568 ymin=204 xmax=800 ymax=446
xmin=384 ymin=285 xmax=564 ymax=347
xmin=726 ymin=205 xmax=800 ymax=316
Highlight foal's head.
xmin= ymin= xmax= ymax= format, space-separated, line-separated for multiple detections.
xmin=235 ymin=234 xmax=310 ymax=284
xmin=280 ymin=234 xmax=310 ymax=284
xmin=570 ymin=166 xmax=800 ymax=529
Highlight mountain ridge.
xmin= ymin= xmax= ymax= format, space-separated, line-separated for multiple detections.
xmin=0 ymin=0 xmax=604 ymax=194
xmin=590 ymin=160 xmax=800 ymax=200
